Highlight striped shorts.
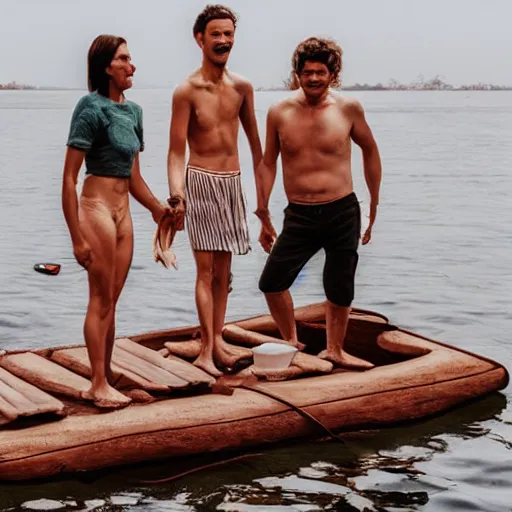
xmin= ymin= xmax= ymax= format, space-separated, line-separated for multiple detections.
xmin=185 ymin=165 xmax=251 ymax=255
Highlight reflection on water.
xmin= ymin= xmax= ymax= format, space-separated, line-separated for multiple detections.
xmin=0 ymin=90 xmax=511 ymax=511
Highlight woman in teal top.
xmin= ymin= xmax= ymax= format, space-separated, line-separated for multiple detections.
xmin=62 ymin=35 xmax=167 ymax=409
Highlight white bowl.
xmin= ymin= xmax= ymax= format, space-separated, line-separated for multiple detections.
xmin=252 ymin=342 xmax=298 ymax=371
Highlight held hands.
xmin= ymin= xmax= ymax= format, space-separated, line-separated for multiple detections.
xmin=167 ymin=195 xmax=186 ymax=231
xmin=73 ymin=239 xmax=92 ymax=269
xmin=151 ymin=202 xmax=171 ymax=225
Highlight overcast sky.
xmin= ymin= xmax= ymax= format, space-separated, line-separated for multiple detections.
xmin=1 ymin=0 xmax=510 ymax=88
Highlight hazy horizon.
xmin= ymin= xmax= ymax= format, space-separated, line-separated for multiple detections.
xmin=1 ymin=0 xmax=511 ymax=89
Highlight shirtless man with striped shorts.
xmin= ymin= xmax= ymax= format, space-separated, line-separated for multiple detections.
xmin=167 ymin=4 xmax=262 ymax=376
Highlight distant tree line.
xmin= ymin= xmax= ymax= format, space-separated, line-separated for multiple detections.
xmin=3 ymin=75 xmax=511 ymax=92
xmin=0 ymin=81 xmax=35 ymax=90
xmin=347 ymin=75 xmax=512 ymax=91
xmin=260 ymin=74 xmax=512 ymax=92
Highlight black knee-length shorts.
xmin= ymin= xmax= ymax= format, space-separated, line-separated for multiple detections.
xmin=258 ymin=192 xmax=361 ymax=307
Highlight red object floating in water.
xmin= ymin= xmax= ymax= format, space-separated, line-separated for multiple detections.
xmin=34 ymin=263 xmax=61 ymax=276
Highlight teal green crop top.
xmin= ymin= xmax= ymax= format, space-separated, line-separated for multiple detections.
xmin=66 ymin=92 xmax=144 ymax=178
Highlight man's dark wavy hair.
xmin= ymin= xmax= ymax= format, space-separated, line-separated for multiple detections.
xmin=288 ymin=37 xmax=343 ymax=89
xmin=193 ymin=4 xmax=238 ymax=36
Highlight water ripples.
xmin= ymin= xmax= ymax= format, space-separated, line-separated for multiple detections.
xmin=0 ymin=89 xmax=511 ymax=511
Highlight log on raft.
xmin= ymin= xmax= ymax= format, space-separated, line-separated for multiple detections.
xmin=0 ymin=366 xmax=65 ymax=426
xmin=0 ymin=352 xmax=91 ymax=400
xmin=222 ymin=325 xmax=333 ymax=374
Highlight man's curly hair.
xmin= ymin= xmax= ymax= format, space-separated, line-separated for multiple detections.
xmin=288 ymin=37 xmax=343 ymax=89
xmin=193 ymin=4 xmax=238 ymax=36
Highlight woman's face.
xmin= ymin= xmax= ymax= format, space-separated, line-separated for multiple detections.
xmin=106 ymin=43 xmax=136 ymax=91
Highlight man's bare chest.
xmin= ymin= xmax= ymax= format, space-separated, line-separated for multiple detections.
xmin=191 ymin=89 xmax=243 ymax=130
xmin=279 ymin=109 xmax=352 ymax=156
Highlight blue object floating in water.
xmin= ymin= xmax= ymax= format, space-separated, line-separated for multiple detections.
xmin=34 ymin=263 xmax=61 ymax=276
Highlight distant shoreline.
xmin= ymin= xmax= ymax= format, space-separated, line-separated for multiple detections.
xmin=271 ymin=75 xmax=512 ymax=92
xmin=2 ymin=86 xmax=512 ymax=92
xmin=2 ymin=79 xmax=511 ymax=93
xmin=258 ymin=86 xmax=512 ymax=92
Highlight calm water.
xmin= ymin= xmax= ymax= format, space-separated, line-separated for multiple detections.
xmin=0 ymin=89 xmax=511 ymax=511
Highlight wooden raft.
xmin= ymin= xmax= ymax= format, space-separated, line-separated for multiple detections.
xmin=0 ymin=310 xmax=356 ymax=429
xmin=0 ymin=337 xmax=216 ymax=428
xmin=50 ymin=338 xmax=215 ymax=393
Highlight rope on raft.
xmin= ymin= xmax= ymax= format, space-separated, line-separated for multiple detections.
xmin=241 ymin=384 xmax=346 ymax=444
xmin=135 ymin=383 xmax=345 ymax=485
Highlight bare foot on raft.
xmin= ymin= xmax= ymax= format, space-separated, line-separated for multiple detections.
xmin=287 ymin=340 xmax=306 ymax=351
xmin=81 ymin=384 xmax=132 ymax=409
xmin=193 ymin=354 xmax=223 ymax=377
xmin=214 ymin=350 xmax=247 ymax=372
xmin=216 ymin=338 xmax=253 ymax=363
xmin=318 ymin=349 xmax=374 ymax=370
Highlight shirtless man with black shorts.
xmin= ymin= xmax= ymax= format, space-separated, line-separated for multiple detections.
xmin=167 ymin=4 xmax=262 ymax=376
xmin=255 ymin=37 xmax=382 ymax=370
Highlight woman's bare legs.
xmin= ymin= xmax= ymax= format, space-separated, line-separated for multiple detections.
xmin=79 ymin=197 xmax=131 ymax=407
xmin=105 ymin=208 xmax=134 ymax=385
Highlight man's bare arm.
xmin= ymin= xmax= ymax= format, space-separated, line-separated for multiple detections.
xmin=167 ymin=84 xmax=191 ymax=199
xmin=349 ymin=99 xmax=382 ymax=236
xmin=129 ymin=153 xmax=165 ymax=223
xmin=239 ymin=80 xmax=263 ymax=173
xmin=254 ymin=105 xmax=281 ymax=252
xmin=254 ymin=105 xmax=281 ymax=222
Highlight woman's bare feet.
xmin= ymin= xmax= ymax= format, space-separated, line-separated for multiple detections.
xmin=193 ymin=353 xmax=223 ymax=377
xmin=318 ymin=349 xmax=374 ymax=370
xmin=81 ymin=383 xmax=132 ymax=409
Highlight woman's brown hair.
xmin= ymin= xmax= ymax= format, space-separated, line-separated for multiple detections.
xmin=87 ymin=34 xmax=127 ymax=97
